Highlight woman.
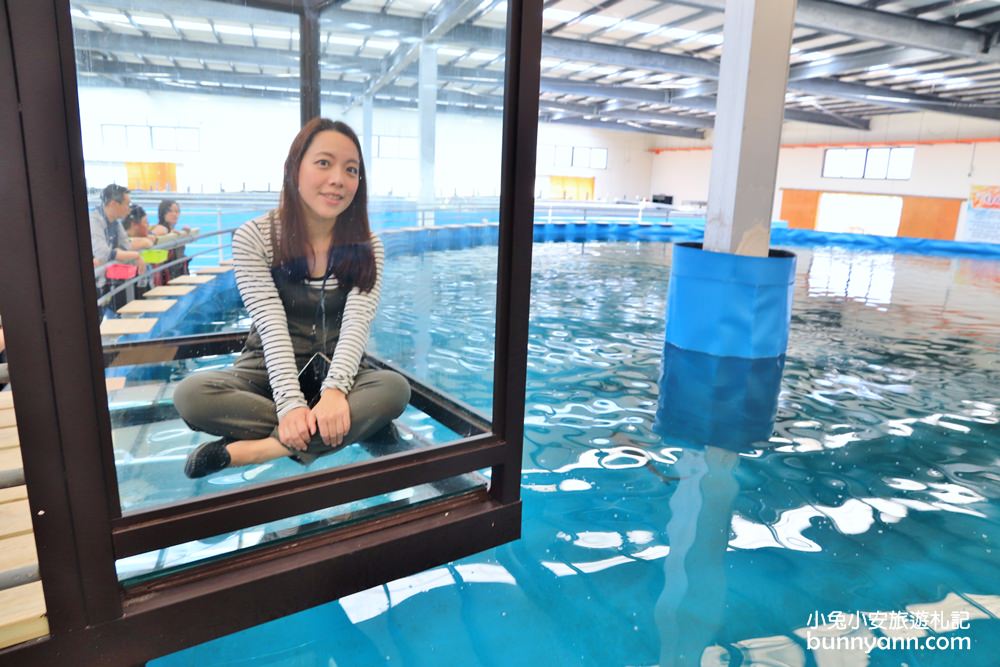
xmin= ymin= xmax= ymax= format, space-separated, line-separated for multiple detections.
xmin=176 ymin=118 xmax=410 ymax=478
xmin=155 ymin=199 xmax=190 ymax=278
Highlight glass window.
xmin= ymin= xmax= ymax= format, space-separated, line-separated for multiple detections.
xmin=863 ymin=147 xmax=890 ymax=179
xmin=886 ymin=147 xmax=915 ymax=180
xmin=536 ymin=144 xmax=554 ymax=168
xmin=554 ymin=145 xmax=573 ymax=168
xmin=64 ymin=0 xmax=508 ymax=579
xmin=126 ymin=125 xmax=151 ymax=151
xmin=151 ymin=127 xmax=176 ymax=151
xmin=102 ymin=124 xmax=127 ymax=150
xmin=572 ymin=146 xmax=590 ymax=168
xmin=822 ymin=148 xmax=866 ymax=178
xmin=591 ymin=147 xmax=608 ymax=170
xmin=71 ymin=0 xmax=303 ymax=525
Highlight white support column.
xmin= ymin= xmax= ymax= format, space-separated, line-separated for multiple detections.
xmin=704 ymin=0 xmax=796 ymax=257
xmin=418 ymin=43 xmax=437 ymax=223
xmin=362 ymin=94 xmax=374 ymax=182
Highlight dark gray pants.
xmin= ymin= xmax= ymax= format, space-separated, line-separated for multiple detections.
xmin=173 ymin=353 xmax=411 ymax=465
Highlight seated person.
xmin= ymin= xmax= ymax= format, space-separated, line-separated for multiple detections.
xmin=152 ymin=199 xmax=189 ymax=236
xmin=175 ymin=118 xmax=410 ymax=478
xmin=90 ymin=184 xmax=145 ymax=287
xmin=122 ymin=204 xmax=156 ymax=249
xmin=154 ymin=199 xmax=191 ymax=278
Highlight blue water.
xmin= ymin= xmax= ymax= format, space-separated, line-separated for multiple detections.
xmin=149 ymin=241 xmax=1000 ymax=666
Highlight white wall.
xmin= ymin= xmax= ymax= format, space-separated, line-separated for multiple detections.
xmin=79 ymin=87 xmax=299 ymax=194
xmin=649 ymin=111 xmax=1000 ymax=219
xmin=78 ymin=86 xmax=651 ymax=201
xmin=534 ymin=124 xmax=655 ymax=201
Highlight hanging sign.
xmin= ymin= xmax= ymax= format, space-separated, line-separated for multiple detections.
xmin=960 ymin=185 xmax=1000 ymax=244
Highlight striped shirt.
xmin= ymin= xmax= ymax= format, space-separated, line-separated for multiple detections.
xmin=232 ymin=212 xmax=383 ymax=418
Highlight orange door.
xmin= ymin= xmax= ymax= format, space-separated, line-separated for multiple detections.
xmin=126 ymin=162 xmax=178 ymax=192
xmin=549 ymin=175 xmax=595 ymax=200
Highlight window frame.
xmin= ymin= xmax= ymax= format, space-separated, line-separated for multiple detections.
xmin=0 ymin=0 xmax=541 ymax=663
xmin=822 ymin=145 xmax=915 ymax=181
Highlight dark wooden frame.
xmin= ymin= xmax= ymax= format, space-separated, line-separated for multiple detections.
xmin=0 ymin=0 xmax=540 ymax=663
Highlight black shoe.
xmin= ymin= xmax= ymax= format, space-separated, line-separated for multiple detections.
xmin=184 ymin=439 xmax=231 ymax=478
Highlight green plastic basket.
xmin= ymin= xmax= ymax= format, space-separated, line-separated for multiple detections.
xmin=141 ymin=248 xmax=169 ymax=264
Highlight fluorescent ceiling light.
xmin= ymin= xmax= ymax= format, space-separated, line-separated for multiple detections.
xmin=619 ymin=20 xmax=659 ymax=34
xmin=215 ymin=24 xmax=253 ymax=36
xmin=174 ymin=20 xmax=213 ymax=32
xmin=86 ymin=11 xmax=130 ymax=23
xmin=328 ymin=35 xmax=364 ymax=46
xmin=866 ymin=95 xmax=909 ymax=103
xmin=543 ymin=8 xmax=577 ymax=21
xmin=344 ymin=22 xmax=371 ymax=30
xmin=580 ymin=15 xmax=618 ymax=28
xmin=695 ymin=33 xmax=723 ymax=46
xmin=438 ymin=47 xmax=468 ymax=57
xmin=254 ymin=27 xmax=290 ymax=40
xmin=131 ymin=16 xmax=172 ymax=28
xmin=366 ymin=39 xmax=398 ymax=50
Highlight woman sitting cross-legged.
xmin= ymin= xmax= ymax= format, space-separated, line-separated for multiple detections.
xmin=176 ymin=118 xmax=410 ymax=478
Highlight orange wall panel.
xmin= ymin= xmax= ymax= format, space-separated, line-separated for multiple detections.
xmin=779 ymin=189 xmax=820 ymax=229
xmin=898 ymin=196 xmax=962 ymax=241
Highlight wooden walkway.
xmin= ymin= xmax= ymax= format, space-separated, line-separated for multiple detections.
xmin=0 ymin=391 xmax=45 ymax=650
xmin=0 ymin=266 xmax=231 ymax=649
xmin=100 ymin=265 xmax=230 ymax=338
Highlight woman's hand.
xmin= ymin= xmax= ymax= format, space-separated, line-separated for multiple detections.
xmin=278 ymin=406 xmax=316 ymax=451
xmin=312 ymin=388 xmax=351 ymax=447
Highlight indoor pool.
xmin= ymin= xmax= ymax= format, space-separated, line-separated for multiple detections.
xmin=150 ymin=240 xmax=1000 ymax=666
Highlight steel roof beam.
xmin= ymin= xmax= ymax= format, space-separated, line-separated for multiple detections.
xmin=76 ymin=14 xmax=993 ymax=125
xmin=792 ymin=76 xmax=1000 ymax=118
xmin=544 ymin=116 xmax=706 ymax=139
xmin=346 ymin=0 xmax=484 ymax=108
xmin=672 ymin=45 xmax=942 ymax=100
xmin=80 ymin=0 xmax=301 ymax=25
xmin=668 ymin=0 xmax=1000 ymax=63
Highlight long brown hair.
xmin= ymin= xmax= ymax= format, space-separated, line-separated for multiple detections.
xmin=274 ymin=117 xmax=376 ymax=292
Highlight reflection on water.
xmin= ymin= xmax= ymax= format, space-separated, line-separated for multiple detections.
xmin=154 ymin=242 xmax=1000 ymax=666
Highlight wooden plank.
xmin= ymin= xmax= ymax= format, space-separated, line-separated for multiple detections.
xmin=0 ymin=428 xmax=16 ymax=450
xmin=0 ymin=447 xmax=24 ymax=486
xmin=192 ymin=265 xmax=233 ymax=274
xmin=100 ymin=318 xmax=158 ymax=336
xmin=105 ymin=376 xmax=127 ymax=392
xmin=0 ymin=533 xmax=37 ymax=581
xmin=116 ymin=299 xmax=177 ymax=314
xmin=0 ymin=499 xmax=31 ymax=539
xmin=0 ymin=411 xmax=13 ymax=429
xmin=168 ymin=274 xmax=215 ymax=285
xmin=0 ymin=581 xmax=48 ymax=650
xmin=0 ymin=486 xmax=27 ymax=504
xmin=0 ymin=393 xmax=13 ymax=410
xmin=143 ymin=285 xmax=195 ymax=297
